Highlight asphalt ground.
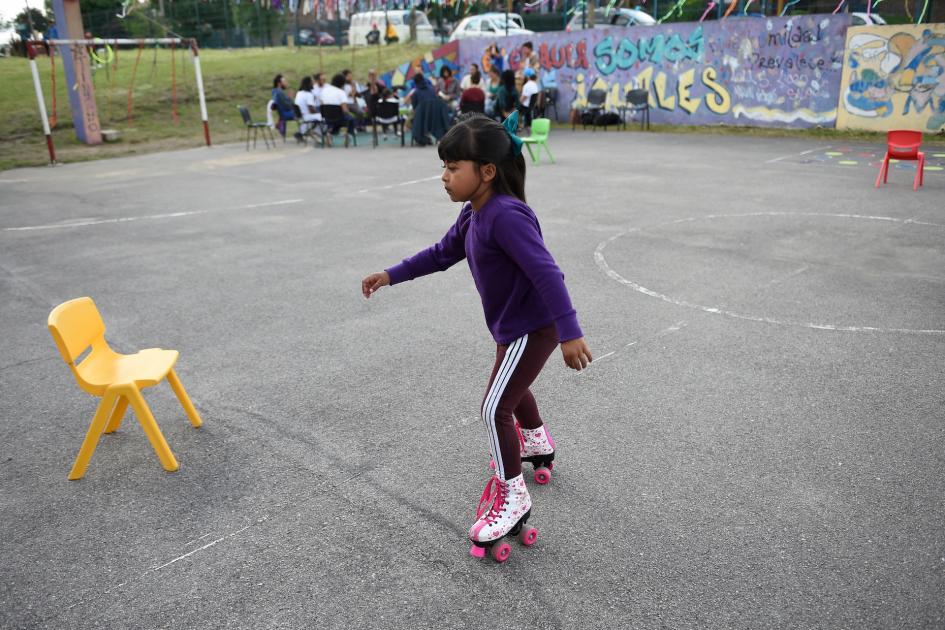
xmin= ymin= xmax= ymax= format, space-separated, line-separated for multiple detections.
xmin=1 ymin=128 xmax=943 ymax=629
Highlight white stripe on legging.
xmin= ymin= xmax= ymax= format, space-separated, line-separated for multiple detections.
xmin=482 ymin=334 xmax=528 ymax=481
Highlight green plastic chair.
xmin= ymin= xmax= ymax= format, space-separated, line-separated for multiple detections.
xmin=521 ymin=118 xmax=555 ymax=165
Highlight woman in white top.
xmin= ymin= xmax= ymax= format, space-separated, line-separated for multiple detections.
xmin=294 ymin=76 xmax=321 ymax=131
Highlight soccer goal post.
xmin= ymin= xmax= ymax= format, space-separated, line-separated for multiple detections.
xmin=25 ymin=37 xmax=212 ymax=165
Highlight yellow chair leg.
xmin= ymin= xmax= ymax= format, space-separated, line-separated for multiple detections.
xmin=167 ymin=369 xmax=203 ymax=428
xmin=125 ymin=387 xmax=179 ymax=472
xmin=103 ymin=395 xmax=129 ymax=434
xmin=68 ymin=390 xmax=118 ymax=480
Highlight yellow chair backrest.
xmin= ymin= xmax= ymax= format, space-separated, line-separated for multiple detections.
xmin=48 ymin=297 xmax=108 ymax=392
xmin=530 ymin=118 xmax=550 ymax=140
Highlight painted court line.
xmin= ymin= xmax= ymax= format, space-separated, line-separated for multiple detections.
xmin=3 ymin=199 xmax=304 ymax=232
xmin=357 ymin=175 xmax=440 ymax=194
xmin=764 ymin=145 xmax=832 ymax=164
xmin=595 ymin=212 xmax=945 ymax=335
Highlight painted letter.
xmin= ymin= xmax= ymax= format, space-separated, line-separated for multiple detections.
xmin=594 ymin=37 xmax=617 ymax=75
xmin=677 ymin=68 xmax=699 ymax=114
xmin=702 ymin=66 xmax=731 ymax=114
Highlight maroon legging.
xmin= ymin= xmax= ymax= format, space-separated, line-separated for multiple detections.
xmin=480 ymin=324 xmax=559 ymax=481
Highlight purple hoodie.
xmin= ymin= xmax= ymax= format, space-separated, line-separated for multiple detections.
xmin=386 ymin=194 xmax=583 ymax=345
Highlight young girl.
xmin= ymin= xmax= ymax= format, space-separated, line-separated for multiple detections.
xmin=360 ymin=112 xmax=592 ymax=562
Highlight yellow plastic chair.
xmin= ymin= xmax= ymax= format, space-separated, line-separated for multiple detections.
xmin=47 ymin=297 xmax=203 ymax=480
xmin=522 ymin=118 xmax=555 ymax=165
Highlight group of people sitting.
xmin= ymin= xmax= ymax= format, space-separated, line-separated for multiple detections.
xmin=266 ymin=42 xmax=553 ymax=147
xmin=270 ymin=69 xmax=402 ymax=146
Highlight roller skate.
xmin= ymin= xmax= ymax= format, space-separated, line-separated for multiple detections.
xmin=520 ymin=424 xmax=555 ymax=485
xmin=468 ymin=474 xmax=538 ymax=563
xmin=488 ymin=423 xmax=556 ymax=485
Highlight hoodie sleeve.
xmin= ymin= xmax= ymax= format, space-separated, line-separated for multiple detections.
xmin=492 ymin=205 xmax=583 ymax=342
xmin=385 ymin=206 xmax=470 ymax=285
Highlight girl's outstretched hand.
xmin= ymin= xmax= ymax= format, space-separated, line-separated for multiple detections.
xmin=361 ymin=271 xmax=390 ymax=298
xmin=561 ymin=337 xmax=592 ymax=371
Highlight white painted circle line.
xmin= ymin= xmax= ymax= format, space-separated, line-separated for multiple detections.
xmin=595 ymin=212 xmax=945 ymax=335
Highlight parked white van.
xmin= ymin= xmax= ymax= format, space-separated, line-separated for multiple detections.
xmin=348 ymin=10 xmax=436 ymax=46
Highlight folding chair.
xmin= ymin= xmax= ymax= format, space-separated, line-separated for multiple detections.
xmin=371 ymin=101 xmax=406 ymax=148
xmin=292 ymin=104 xmax=322 ymax=145
xmin=319 ymin=104 xmax=357 ymax=148
xmin=47 ymin=297 xmax=203 ymax=480
xmin=519 ymin=92 xmax=539 ymax=128
xmin=875 ymin=130 xmax=925 ymax=191
xmin=620 ymin=89 xmax=650 ymax=131
xmin=541 ymin=87 xmax=558 ymax=121
xmin=266 ymin=99 xmax=286 ymax=142
xmin=574 ymin=89 xmax=607 ymax=131
xmin=521 ymin=118 xmax=555 ymax=165
xmin=238 ymin=105 xmax=276 ymax=150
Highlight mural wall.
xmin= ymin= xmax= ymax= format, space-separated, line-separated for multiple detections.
xmin=380 ymin=40 xmax=460 ymax=88
xmin=836 ymin=24 xmax=945 ymax=132
xmin=455 ymin=14 xmax=851 ymax=127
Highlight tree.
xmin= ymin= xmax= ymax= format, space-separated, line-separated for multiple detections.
xmin=14 ymin=7 xmax=50 ymax=36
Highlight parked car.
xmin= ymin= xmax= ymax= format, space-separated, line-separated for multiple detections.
xmin=349 ymin=10 xmax=436 ymax=45
xmin=293 ymin=28 xmax=336 ymax=46
xmin=850 ymin=12 xmax=887 ymax=25
xmin=448 ymin=15 xmax=534 ymax=42
xmin=565 ymin=7 xmax=655 ymax=31
xmin=480 ymin=12 xmax=526 ymax=30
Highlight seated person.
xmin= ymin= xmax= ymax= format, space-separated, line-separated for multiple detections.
xmin=271 ymin=73 xmax=295 ymax=137
xmin=520 ymin=67 xmax=540 ymax=113
xmin=404 ymin=72 xmax=437 ymax=108
xmin=437 ymin=66 xmax=460 ymax=111
xmin=459 ymin=71 xmax=486 ymax=112
xmin=320 ymin=73 xmax=357 ymax=145
xmin=374 ymin=88 xmax=402 ymax=139
xmin=294 ymin=76 xmax=321 ymax=135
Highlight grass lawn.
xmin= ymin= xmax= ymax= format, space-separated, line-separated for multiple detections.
xmin=0 ymin=43 xmax=436 ymax=170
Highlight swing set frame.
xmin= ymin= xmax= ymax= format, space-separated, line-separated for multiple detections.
xmin=25 ymin=37 xmax=212 ymax=165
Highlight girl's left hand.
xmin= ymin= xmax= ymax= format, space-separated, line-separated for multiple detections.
xmin=561 ymin=338 xmax=592 ymax=371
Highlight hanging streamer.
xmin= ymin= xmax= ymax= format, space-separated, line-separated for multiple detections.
xmin=699 ymin=0 xmax=715 ymax=21
xmin=722 ymin=0 xmax=739 ymax=18
xmin=742 ymin=0 xmax=754 ymax=14
xmin=903 ymin=0 xmax=913 ymax=21
xmin=916 ymin=0 xmax=929 ymax=22
xmin=127 ymin=42 xmax=144 ymax=124
xmin=832 ymin=0 xmax=846 ymax=14
xmin=779 ymin=0 xmax=800 ymax=15
xmin=659 ymin=0 xmax=689 ymax=23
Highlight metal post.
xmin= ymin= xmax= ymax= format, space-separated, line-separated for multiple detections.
xmin=191 ymin=42 xmax=211 ymax=146
xmin=26 ymin=42 xmax=57 ymax=163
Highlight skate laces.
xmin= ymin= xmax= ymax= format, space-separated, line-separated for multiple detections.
xmin=514 ymin=423 xmax=525 ymax=449
xmin=475 ymin=476 xmax=508 ymax=523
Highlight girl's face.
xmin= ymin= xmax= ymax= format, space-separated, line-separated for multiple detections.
xmin=441 ymin=160 xmax=494 ymax=205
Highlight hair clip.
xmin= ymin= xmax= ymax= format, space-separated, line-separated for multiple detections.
xmin=502 ymin=111 xmax=524 ymax=157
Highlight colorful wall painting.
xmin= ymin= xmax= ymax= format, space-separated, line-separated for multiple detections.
xmin=836 ymin=23 xmax=945 ymax=132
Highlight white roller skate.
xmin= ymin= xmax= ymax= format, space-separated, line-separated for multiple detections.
xmin=468 ymin=474 xmax=538 ymax=563
xmin=489 ymin=423 xmax=556 ymax=485
xmin=520 ymin=424 xmax=556 ymax=485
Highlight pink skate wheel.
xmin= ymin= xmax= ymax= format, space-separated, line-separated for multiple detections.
xmin=469 ymin=545 xmax=486 ymax=559
xmin=491 ymin=542 xmax=512 ymax=563
xmin=519 ymin=526 xmax=538 ymax=546
xmin=534 ymin=467 xmax=551 ymax=485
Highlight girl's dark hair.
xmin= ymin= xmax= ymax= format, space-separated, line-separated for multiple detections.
xmin=470 ymin=71 xmax=481 ymax=85
xmin=272 ymin=74 xmax=283 ymax=88
xmin=438 ymin=113 xmax=526 ymax=203
xmin=440 ymin=65 xmax=452 ymax=78
xmin=413 ymin=72 xmax=427 ymax=87
xmin=500 ymin=69 xmax=516 ymax=91
xmin=330 ymin=73 xmax=346 ymax=89
xmin=299 ymin=76 xmax=313 ymax=92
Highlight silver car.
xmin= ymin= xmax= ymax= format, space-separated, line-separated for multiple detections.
xmin=565 ymin=7 xmax=656 ymax=31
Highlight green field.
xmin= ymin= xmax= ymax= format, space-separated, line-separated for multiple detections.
xmin=0 ymin=43 xmax=436 ymax=171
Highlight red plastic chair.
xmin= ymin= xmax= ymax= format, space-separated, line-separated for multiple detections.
xmin=875 ymin=130 xmax=925 ymax=191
